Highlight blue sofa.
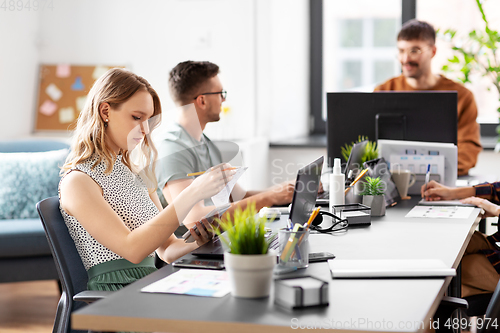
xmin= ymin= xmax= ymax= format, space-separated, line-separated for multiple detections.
xmin=0 ymin=139 xmax=70 ymax=283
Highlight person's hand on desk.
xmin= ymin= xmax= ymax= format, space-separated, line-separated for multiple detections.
xmin=460 ymin=197 xmax=500 ymax=218
xmin=266 ymin=180 xmax=295 ymax=206
xmin=421 ymin=180 xmax=475 ymax=201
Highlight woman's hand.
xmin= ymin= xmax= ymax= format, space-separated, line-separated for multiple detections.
xmin=421 ymin=180 xmax=475 ymax=201
xmin=189 ymin=164 xmax=236 ymax=201
xmin=188 ymin=218 xmax=214 ymax=247
xmin=421 ymin=180 xmax=454 ymax=201
xmin=460 ymin=197 xmax=500 ymax=218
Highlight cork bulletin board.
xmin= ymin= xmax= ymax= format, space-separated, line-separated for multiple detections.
xmin=34 ymin=64 xmax=121 ymax=131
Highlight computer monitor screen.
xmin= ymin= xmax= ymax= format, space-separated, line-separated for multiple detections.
xmin=326 ymin=92 xmax=457 ymax=167
xmin=289 ymin=156 xmax=323 ymax=225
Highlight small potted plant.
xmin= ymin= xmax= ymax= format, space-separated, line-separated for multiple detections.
xmin=341 ymin=136 xmax=379 ymax=163
xmin=215 ymin=203 xmax=276 ymax=298
xmin=359 ymin=176 xmax=386 ymax=217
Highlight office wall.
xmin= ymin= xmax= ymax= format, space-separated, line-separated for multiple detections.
xmin=37 ymin=0 xmax=256 ymax=141
xmin=0 ymin=0 xmax=309 ymax=143
xmin=0 ymin=11 xmax=40 ymax=139
xmin=256 ymin=0 xmax=310 ymax=141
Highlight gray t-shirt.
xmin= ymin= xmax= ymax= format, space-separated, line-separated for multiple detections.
xmin=155 ymin=122 xmax=223 ymax=207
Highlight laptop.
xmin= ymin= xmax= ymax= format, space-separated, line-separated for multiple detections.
xmin=191 ymin=156 xmax=324 ymax=259
xmin=317 ymin=140 xmax=368 ymax=205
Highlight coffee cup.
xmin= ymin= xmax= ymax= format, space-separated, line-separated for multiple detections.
xmin=391 ymin=169 xmax=416 ymax=199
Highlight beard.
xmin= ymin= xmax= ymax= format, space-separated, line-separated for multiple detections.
xmin=401 ymin=61 xmax=422 ymax=79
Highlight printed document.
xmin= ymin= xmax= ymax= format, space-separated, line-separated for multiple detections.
xmin=212 ymin=166 xmax=248 ymax=206
xmin=141 ymin=269 xmax=230 ymax=297
xmin=405 ymin=205 xmax=474 ymax=219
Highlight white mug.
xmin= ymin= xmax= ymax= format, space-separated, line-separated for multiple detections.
xmin=391 ymin=169 xmax=416 ymax=199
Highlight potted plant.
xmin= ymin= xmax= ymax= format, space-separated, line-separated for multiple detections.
xmin=439 ymin=0 xmax=500 ymax=147
xmin=215 ymin=203 xmax=276 ymax=298
xmin=359 ymin=176 xmax=386 ymax=217
xmin=341 ymin=136 xmax=379 ymax=163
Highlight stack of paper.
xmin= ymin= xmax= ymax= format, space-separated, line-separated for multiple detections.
xmin=328 ymin=259 xmax=456 ymax=278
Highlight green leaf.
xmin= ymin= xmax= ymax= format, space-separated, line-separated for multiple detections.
xmin=362 ymin=140 xmax=379 ymax=164
xmin=214 ymin=202 xmax=269 ymax=255
xmin=359 ymin=176 xmax=385 ymax=196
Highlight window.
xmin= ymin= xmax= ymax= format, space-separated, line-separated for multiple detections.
xmin=311 ymin=0 xmax=498 ymax=136
xmin=417 ymin=0 xmax=500 ymax=123
xmin=311 ymin=0 xmax=406 ymax=134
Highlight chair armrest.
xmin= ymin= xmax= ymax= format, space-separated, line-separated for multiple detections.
xmin=73 ymin=290 xmax=114 ymax=304
xmin=439 ymin=296 xmax=468 ymax=309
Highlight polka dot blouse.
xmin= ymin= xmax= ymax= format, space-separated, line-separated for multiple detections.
xmin=59 ymin=155 xmax=159 ymax=271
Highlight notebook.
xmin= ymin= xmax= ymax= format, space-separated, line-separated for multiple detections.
xmin=418 ymin=199 xmax=475 ymax=207
xmin=328 ymin=259 xmax=456 ymax=278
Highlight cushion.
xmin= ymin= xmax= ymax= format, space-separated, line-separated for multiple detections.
xmin=0 ymin=149 xmax=69 ymax=219
xmin=0 ymin=219 xmax=51 ymax=257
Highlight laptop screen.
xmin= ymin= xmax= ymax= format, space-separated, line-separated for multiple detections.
xmin=344 ymin=140 xmax=367 ymax=178
xmin=289 ymin=156 xmax=324 ymax=225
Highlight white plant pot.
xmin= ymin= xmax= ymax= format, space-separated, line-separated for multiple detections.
xmin=362 ymin=195 xmax=386 ymax=217
xmin=224 ymin=252 xmax=276 ymax=298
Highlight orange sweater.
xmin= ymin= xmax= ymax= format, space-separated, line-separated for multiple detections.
xmin=375 ymin=75 xmax=482 ymax=176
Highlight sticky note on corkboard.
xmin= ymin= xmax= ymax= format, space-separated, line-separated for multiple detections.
xmin=35 ymin=64 xmax=123 ymax=131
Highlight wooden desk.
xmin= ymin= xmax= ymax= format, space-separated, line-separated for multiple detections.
xmin=72 ymin=198 xmax=481 ymax=333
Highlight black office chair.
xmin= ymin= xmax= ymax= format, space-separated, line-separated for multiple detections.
xmin=436 ymin=279 xmax=500 ymax=333
xmin=37 ymin=197 xmax=111 ymax=333
xmin=460 ymin=279 xmax=500 ymax=333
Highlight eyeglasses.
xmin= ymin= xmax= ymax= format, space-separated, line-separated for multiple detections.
xmin=193 ymin=90 xmax=227 ymax=100
xmin=397 ymin=47 xmax=430 ymax=59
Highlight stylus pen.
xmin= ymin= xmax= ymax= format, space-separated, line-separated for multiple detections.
xmin=187 ymin=167 xmax=238 ymax=177
xmin=424 ymin=164 xmax=431 ymax=192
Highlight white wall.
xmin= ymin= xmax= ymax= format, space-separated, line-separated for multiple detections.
xmin=0 ymin=0 xmax=309 ymax=143
xmin=255 ymin=0 xmax=310 ymax=141
xmin=0 ymin=10 xmax=40 ymax=139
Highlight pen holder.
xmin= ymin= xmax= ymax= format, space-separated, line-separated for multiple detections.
xmin=278 ymin=229 xmax=310 ymax=269
xmin=345 ymin=182 xmax=363 ymax=204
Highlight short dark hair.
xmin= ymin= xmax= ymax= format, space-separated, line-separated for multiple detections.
xmin=397 ymin=20 xmax=435 ymax=44
xmin=169 ymin=61 xmax=220 ymax=105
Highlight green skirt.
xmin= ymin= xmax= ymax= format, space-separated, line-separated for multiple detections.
xmin=87 ymin=257 xmax=157 ymax=291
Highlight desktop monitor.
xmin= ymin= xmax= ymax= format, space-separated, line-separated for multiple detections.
xmin=326 ymin=92 xmax=458 ymax=167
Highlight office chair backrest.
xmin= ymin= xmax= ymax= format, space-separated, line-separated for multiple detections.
xmin=37 ymin=196 xmax=87 ymax=333
xmin=481 ymin=277 xmax=500 ymax=333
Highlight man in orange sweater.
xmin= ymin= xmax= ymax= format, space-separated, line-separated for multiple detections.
xmin=375 ymin=20 xmax=482 ymax=176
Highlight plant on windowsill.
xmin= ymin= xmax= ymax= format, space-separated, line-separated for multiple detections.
xmin=439 ymin=0 xmax=500 ymax=148
xmin=359 ymin=176 xmax=386 ymax=217
xmin=215 ymin=202 xmax=276 ymax=298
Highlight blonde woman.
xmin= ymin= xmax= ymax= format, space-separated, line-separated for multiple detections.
xmin=59 ymin=68 xmax=234 ymax=291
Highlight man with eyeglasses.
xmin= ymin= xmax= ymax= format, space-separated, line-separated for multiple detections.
xmin=375 ymin=19 xmax=482 ymax=176
xmin=154 ymin=60 xmax=294 ymax=229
